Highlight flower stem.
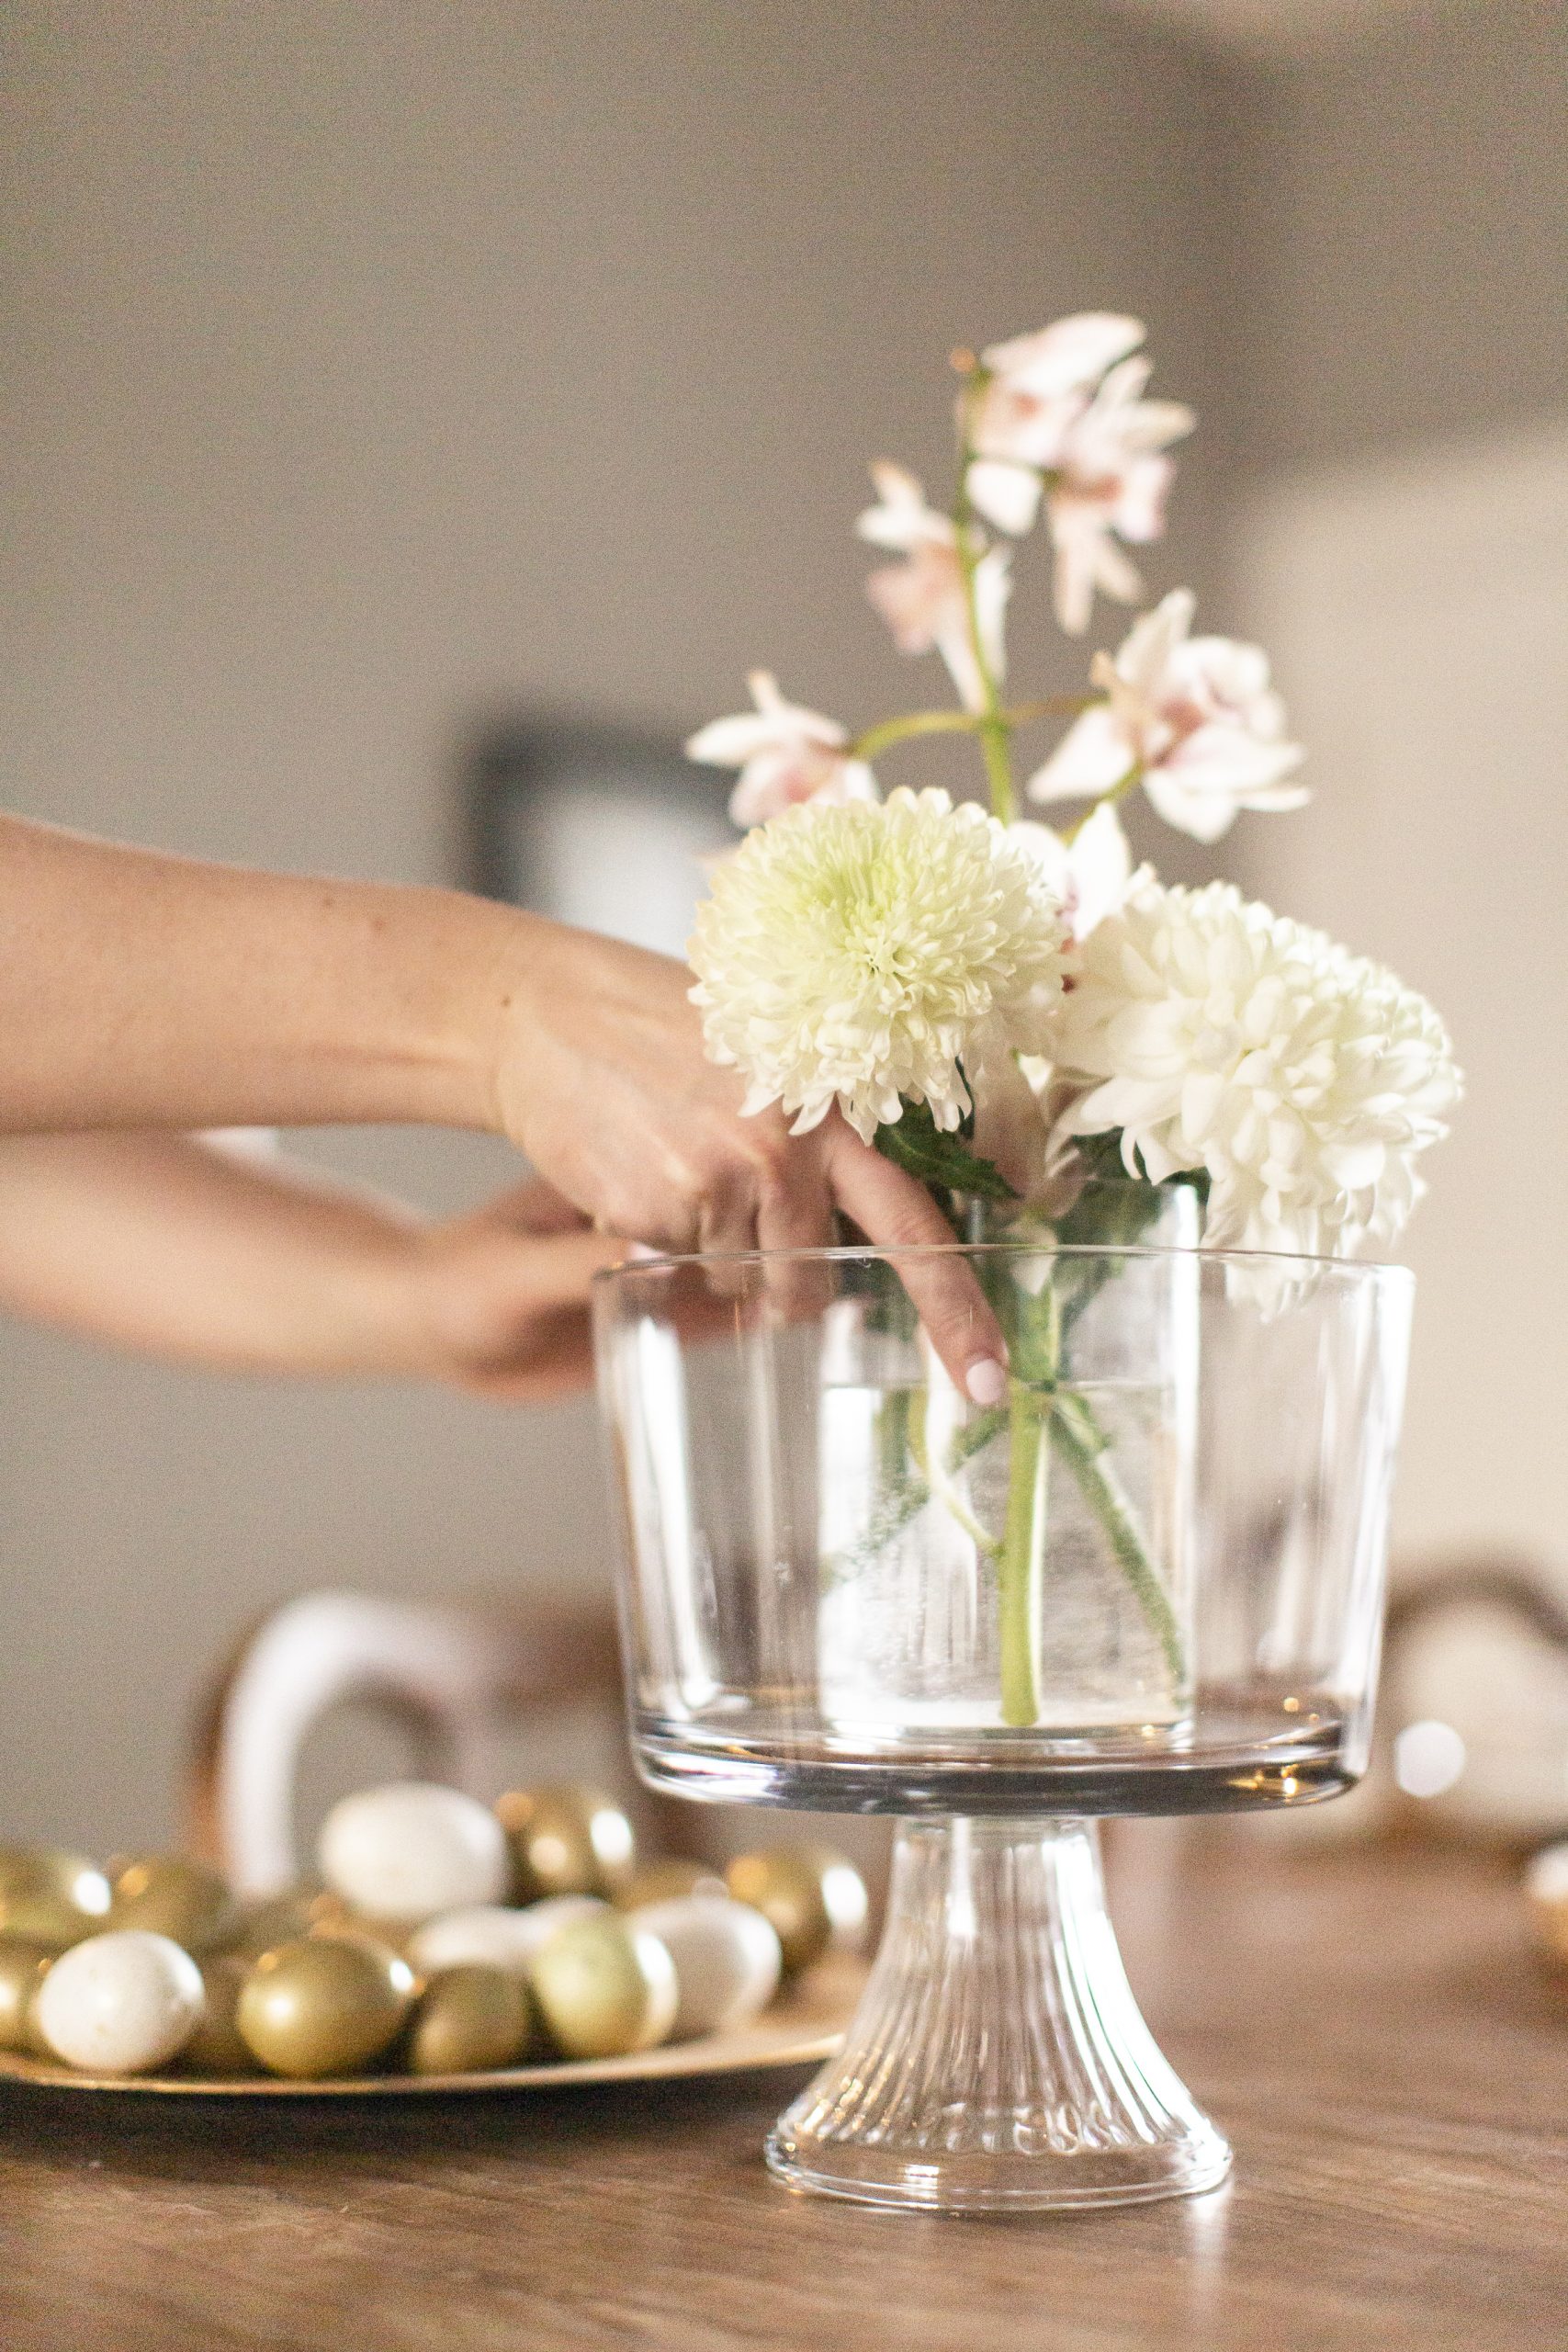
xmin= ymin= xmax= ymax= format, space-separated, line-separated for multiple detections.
xmin=998 ymin=1382 xmax=1050 ymax=1725
xmin=1059 ymin=760 xmax=1144 ymax=844
xmin=1047 ymin=1391 xmax=1186 ymax=1687
xmin=908 ymin=1395 xmax=1001 ymax=1565
xmin=1008 ymin=694 xmax=1102 ymax=729
xmin=852 ymin=695 xmax=1098 ymax=768
xmin=876 ymin=1385 xmax=912 ymax=1490
xmin=829 ymin=1402 xmax=1004 ymax=1581
xmin=976 ymin=714 xmax=1016 ymax=823
xmin=953 ymin=368 xmax=1018 ymax=824
xmin=852 ymin=708 xmax=991 ymax=763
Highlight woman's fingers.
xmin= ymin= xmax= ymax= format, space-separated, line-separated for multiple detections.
xmin=488 ymin=927 xmax=1009 ymax=1398
xmin=694 ymin=1159 xmax=764 ymax=1261
xmin=479 ymin=1175 xmax=599 ymax=1238
xmin=820 ymin=1121 xmax=1010 ymax=1404
xmin=752 ymin=1124 xmax=838 ymax=1329
xmin=420 ymin=1221 xmax=620 ymax=1385
xmin=613 ymin=1109 xmax=1007 ymax=1401
xmin=452 ymin=1305 xmax=597 ymax=1400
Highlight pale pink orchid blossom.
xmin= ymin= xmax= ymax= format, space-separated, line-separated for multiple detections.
xmin=965 ymin=313 xmax=1146 ymax=537
xmin=685 ymin=672 xmax=878 ymax=830
xmin=856 ymin=462 xmax=1010 ymax=715
xmin=1038 ymin=358 xmax=1194 ymax=635
xmin=966 ymin=332 xmax=1193 ymax=633
xmin=1027 ymin=590 xmax=1308 ymax=844
xmin=1007 ymin=801 xmax=1138 ymax=941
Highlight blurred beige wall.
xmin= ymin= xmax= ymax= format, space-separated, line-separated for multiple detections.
xmin=1220 ymin=2 xmax=1568 ymax=475
xmin=1218 ymin=3 xmax=1568 ymax=1589
xmin=0 ymin=0 xmax=1223 ymax=1847
xmin=1233 ymin=429 xmax=1568 ymax=1579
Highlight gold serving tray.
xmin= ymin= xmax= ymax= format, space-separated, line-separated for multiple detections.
xmin=0 ymin=1956 xmax=861 ymax=2098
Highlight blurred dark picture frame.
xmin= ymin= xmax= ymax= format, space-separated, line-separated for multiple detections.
xmin=466 ymin=718 xmax=734 ymax=959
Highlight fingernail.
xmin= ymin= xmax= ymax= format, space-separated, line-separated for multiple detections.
xmin=965 ymin=1357 xmax=1008 ymax=1408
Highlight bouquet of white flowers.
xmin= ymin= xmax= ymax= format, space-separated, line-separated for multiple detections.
xmin=683 ymin=312 xmax=1461 ymax=1725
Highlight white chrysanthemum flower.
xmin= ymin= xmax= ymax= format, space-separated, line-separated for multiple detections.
xmin=688 ymin=787 xmax=1071 ymax=1146
xmin=1050 ymin=879 xmax=1461 ymax=1257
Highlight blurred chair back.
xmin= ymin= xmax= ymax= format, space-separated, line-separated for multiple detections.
xmin=1199 ymin=1555 xmax=1568 ymax=1859
xmin=187 ymin=1590 xmax=624 ymax=1895
xmin=1377 ymin=1559 xmax=1568 ymax=1849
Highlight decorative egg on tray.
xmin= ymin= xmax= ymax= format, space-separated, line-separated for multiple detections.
xmin=0 ymin=1790 xmax=868 ymax=2088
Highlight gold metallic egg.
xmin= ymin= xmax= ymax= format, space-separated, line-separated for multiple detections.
xmin=236 ymin=1936 xmax=414 ymax=2078
xmin=108 ymin=1856 xmax=237 ymax=1955
xmin=529 ymin=1913 xmax=677 ymax=2060
xmin=300 ymin=1911 xmax=412 ymax=1964
xmin=0 ymin=1938 xmax=52 ymax=2052
xmin=0 ymin=1849 xmax=112 ymax=1951
xmin=227 ymin=1884 xmax=360 ymax=1958
xmin=495 ymin=1784 xmax=637 ymax=1903
xmin=612 ymin=1858 xmax=727 ymax=1912
xmin=181 ymin=1956 xmax=264 ymax=2075
xmin=405 ymin=1964 xmax=536 ymax=2076
xmin=724 ymin=1846 xmax=869 ymax=1977
xmin=226 ymin=1890 xmax=316 ymax=1956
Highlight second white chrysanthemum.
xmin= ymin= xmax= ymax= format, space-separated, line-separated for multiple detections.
xmin=689 ymin=787 xmax=1071 ymax=1145
xmin=1050 ymin=879 xmax=1461 ymax=1257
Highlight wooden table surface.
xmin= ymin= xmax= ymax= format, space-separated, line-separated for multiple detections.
xmin=3 ymin=1838 xmax=1565 ymax=2352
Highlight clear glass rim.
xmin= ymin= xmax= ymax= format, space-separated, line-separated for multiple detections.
xmin=592 ymin=1240 xmax=1416 ymax=1290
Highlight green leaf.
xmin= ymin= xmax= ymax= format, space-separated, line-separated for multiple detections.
xmin=874 ymin=1100 xmax=1017 ymax=1204
xmin=1053 ymin=1129 xmax=1211 ymax=1251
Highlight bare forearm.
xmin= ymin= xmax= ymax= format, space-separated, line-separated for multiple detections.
xmin=0 ymin=1132 xmax=427 ymax=1373
xmin=0 ymin=814 xmax=1009 ymax=1397
xmin=0 ymin=816 xmax=528 ymax=1136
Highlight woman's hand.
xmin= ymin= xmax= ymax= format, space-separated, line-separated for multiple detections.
xmin=0 ymin=1134 xmax=615 ymax=1397
xmin=0 ymin=816 xmax=1007 ymax=1399
xmin=408 ymin=1176 xmax=619 ymax=1397
xmin=490 ymin=925 xmax=1010 ymax=1404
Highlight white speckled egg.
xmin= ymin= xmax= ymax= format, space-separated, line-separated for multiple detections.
xmin=629 ymin=1894 xmax=783 ymax=2040
xmin=35 ymin=1930 xmax=204 ymax=2075
xmin=317 ymin=1783 xmax=510 ymax=1924
xmin=407 ymin=1895 xmax=605 ymax=1978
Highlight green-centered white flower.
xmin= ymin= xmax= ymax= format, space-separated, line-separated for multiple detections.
xmin=1051 ymin=878 xmax=1461 ymax=1257
xmin=688 ymin=787 xmax=1071 ymax=1146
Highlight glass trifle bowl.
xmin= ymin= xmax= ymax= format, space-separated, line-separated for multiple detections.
xmin=592 ymin=1233 xmax=1413 ymax=2212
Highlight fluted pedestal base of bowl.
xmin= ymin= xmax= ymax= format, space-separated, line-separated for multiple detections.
xmin=766 ymin=1816 xmax=1230 ymax=2213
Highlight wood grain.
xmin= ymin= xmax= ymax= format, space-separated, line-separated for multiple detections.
xmin=2 ymin=1842 xmax=1563 ymax=2352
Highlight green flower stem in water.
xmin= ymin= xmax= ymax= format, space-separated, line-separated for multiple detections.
xmin=832 ymin=1401 xmax=1004 ymax=1580
xmin=908 ymin=1399 xmax=1000 ymax=1566
xmin=1047 ymin=1391 xmax=1187 ymax=1687
xmin=832 ymin=1242 xmax=1185 ymax=1713
xmin=998 ymin=1382 xmax=1052 ymax=1726
xmin=833 ymin=1376 xmax=1181 ymax=1702
xmin=875 ymin=1385 xmax=911 ymax=1491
